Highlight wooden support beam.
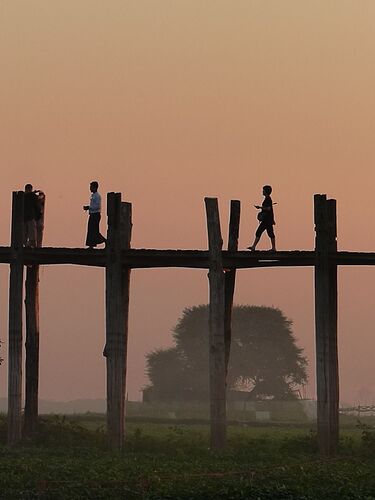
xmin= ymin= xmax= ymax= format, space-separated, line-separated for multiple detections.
xmin=314 ymin=194 xmax=339 ymax=455
xmin=224 ymin=200 xmax=241 ymax=374
xmin=24 ymin=191 xmax=45 ymax=437
xmin=105 ymin=193 xmax=132 ymax=450
xmin=0 ymin=247 xmax=319 ymax=269
xmin=8 ymin=191 xmax=25 ymax=445
xmin=205 ymin=197 xmax=226 ymax=450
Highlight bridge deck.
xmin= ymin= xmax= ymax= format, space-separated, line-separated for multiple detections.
xmin=0 ymin=247 xmax=375 ymax=268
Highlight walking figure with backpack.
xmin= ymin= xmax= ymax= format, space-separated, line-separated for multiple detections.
xmin=247 ymin=185 xmax=277 ymax=252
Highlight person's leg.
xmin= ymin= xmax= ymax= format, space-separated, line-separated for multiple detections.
xmin=86 ymin=214 xmax=96 ymax=248
xmin=96 ymin=214 xmax=106 ymax=244
xmin=266 ymin=226 xmax=276 ymax=251
xmin=248 ymin=236 xmax=260 ymax=251
xmin=248 ymin=223 xmax=266 ymax=250
xmin=87 ymin=213 xmax=106 ymax=247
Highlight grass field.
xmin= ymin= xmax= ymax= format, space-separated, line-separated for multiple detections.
xmin=1 ymin=415 xmax=375 ymax=499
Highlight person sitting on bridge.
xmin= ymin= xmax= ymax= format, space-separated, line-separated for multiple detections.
xmin=247 ymin=185 xmax=276 ymax=252
xmin=23 ymin=184 xmax=42 ymax=248
xmin=83 ymin=181 xmax=106 ymax=249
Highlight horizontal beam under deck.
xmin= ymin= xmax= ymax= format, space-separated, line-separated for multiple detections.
xmin=335 ymin=252 xmax=375 ymax=266
xmin=122 ymin=250 xmax=317 ymax=268
xmin=0 ymin=247 xmax=375 ymax=269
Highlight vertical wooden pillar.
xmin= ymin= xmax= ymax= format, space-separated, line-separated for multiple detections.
xmin=8 ymin=191 xmax=25 ymax=444
xmin=24 ymin=191 xmax=45 ymax=436
xmin=224 ymin=200 xmax=241 ymax=375
xmin=205 ymin=197 xmax=226 ymax=450
xmin=314 ymin=194 xmax=339 ymax=455
xmin=105 ymin=193 xmax=132 ymax=450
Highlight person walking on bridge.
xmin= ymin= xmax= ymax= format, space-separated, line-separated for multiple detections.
xmin=247 ymin=185 xmax=276 ymax=252
xmin=83 ymin=181 xmax=106 ymax=249
xmin=24 ymin=183 xmax=42 ymax=248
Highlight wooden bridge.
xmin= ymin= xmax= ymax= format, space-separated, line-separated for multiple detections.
xmin=2 ymin=247 xmax=375 ymax=268
xmin=3 ymin=191 xmax=374 ymax=454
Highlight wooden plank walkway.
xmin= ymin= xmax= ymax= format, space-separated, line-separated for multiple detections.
xmin=0 ymin=247 xmax=375 ymax=268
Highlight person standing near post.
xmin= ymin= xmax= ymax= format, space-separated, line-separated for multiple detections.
xmin=24 ymin=184 xmax=41 ymax=248
xmin=247 ymin=185 xmax=276 ymax=252
xmin=83 ymin=181 xmax=106 ymax=249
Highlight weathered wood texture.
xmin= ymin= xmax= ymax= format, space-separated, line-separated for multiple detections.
xmin=2 ymin=247 xmax=375 ymax=269
xmin=314 ymin=194 xmax=339 ymax=455
xmin=205 ymin=197 xmax=226 ymax=450
xmin=8 ymin=192 xmax=25 ymax=444
xmin=224 ymin=200 xmax=240 ymax=374
xmin=105 ymin=193 xmax=132 ymax=450
xmin=24 ymin=192 xmax=45 ymax=436
xmin=13 ymin=248 xmax=316 ymax=268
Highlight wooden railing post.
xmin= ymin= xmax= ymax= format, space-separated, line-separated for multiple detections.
xmin=224 ymin=200 xmax=240 ymax=375
xmin=205 ymin=197 xmax=226 ymax=450
xmin=314 ymin=194 xmax=339 ymax=455
xmin=8 ymin=191 xmax=25 ymax=445
xmin=24 ymin=191 xmax=45 ymax=437
xmin=105 ymin=193 xmax=132 ymax=450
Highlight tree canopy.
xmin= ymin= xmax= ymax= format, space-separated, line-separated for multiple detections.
xmin=145 ymin=305 xmax=307 ymax=401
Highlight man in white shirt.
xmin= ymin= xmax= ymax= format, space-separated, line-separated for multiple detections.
xmin=83 ymin=181 xmax=106 ymax=248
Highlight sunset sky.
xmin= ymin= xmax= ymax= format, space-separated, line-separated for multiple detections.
xmin=1 ymin=1 xmax=375 ymax=404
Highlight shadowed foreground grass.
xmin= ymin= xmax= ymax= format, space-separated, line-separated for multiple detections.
xmin=1 ymin=416 xmax=375 ymax=499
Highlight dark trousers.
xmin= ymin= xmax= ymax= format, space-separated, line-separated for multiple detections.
xmin=86 ymin=213 xmax=106 ymax=247
xmin=256 ymin=221 xmax=275 ymax=239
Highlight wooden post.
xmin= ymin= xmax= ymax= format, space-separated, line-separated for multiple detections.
xmin=105 ymin=193 xmax=132 ymax=450
xmin=314 ymin=194 xmax=339 ymax=455
xmin=8 ymin=191 xmax=25 ymax=444
xmin=224 ymin=200 xmax=241 ymax=374
xmin=205 ymin=197 xmax=226 ymax=450
xmin=24 ymin=191 xmax=45 ymax=436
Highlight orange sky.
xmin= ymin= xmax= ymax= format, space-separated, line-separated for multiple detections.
xmin=1 ymin=1 xmax=375 ymax=404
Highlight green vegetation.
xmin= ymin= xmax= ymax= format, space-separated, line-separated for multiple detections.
xmin=1 ymin=415 xmax=375 ymax=499
xmin=146 ymin=305 xmax=307 ymax=402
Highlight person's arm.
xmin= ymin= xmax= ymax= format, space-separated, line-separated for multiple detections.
xmin=83 ymin=195 xmax=91 ymax=211
xmin=254 ymin=204 xmax=272 ymax=211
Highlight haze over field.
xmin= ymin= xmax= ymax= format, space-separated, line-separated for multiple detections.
xmin=1 ymin=1 xmax=375 ymax=404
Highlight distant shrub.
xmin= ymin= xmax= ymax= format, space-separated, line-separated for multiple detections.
xmin=32 ymin=416 xmax=107 ymax=449
xmin=357 ymin=421 xmax=375 ymax=456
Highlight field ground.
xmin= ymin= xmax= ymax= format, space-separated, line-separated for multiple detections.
xmin=1 ymin=415 xmax=375 ymax=499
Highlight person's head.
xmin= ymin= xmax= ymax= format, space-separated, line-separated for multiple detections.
xmin=25 ymin=184 xmax=33 ymax=193
xmin=90 ymin=181 xmax=99 ymax=193
xmin=263 ymin=185 xmax=272 ymax=196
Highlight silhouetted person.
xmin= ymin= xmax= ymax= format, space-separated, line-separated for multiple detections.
xmin=24 ymin=184 xmax=41 ymax=248
xmin=248 ymin=185 xmax=276 ymax=252
xmin=83 ymin=181 xmax=106 ymax=249
xmin=35 ymin=190 xmax=45 ymax=247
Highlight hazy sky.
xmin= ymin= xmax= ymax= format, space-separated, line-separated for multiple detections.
xmin=1 ymin=1 xmax=375 ymax=404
